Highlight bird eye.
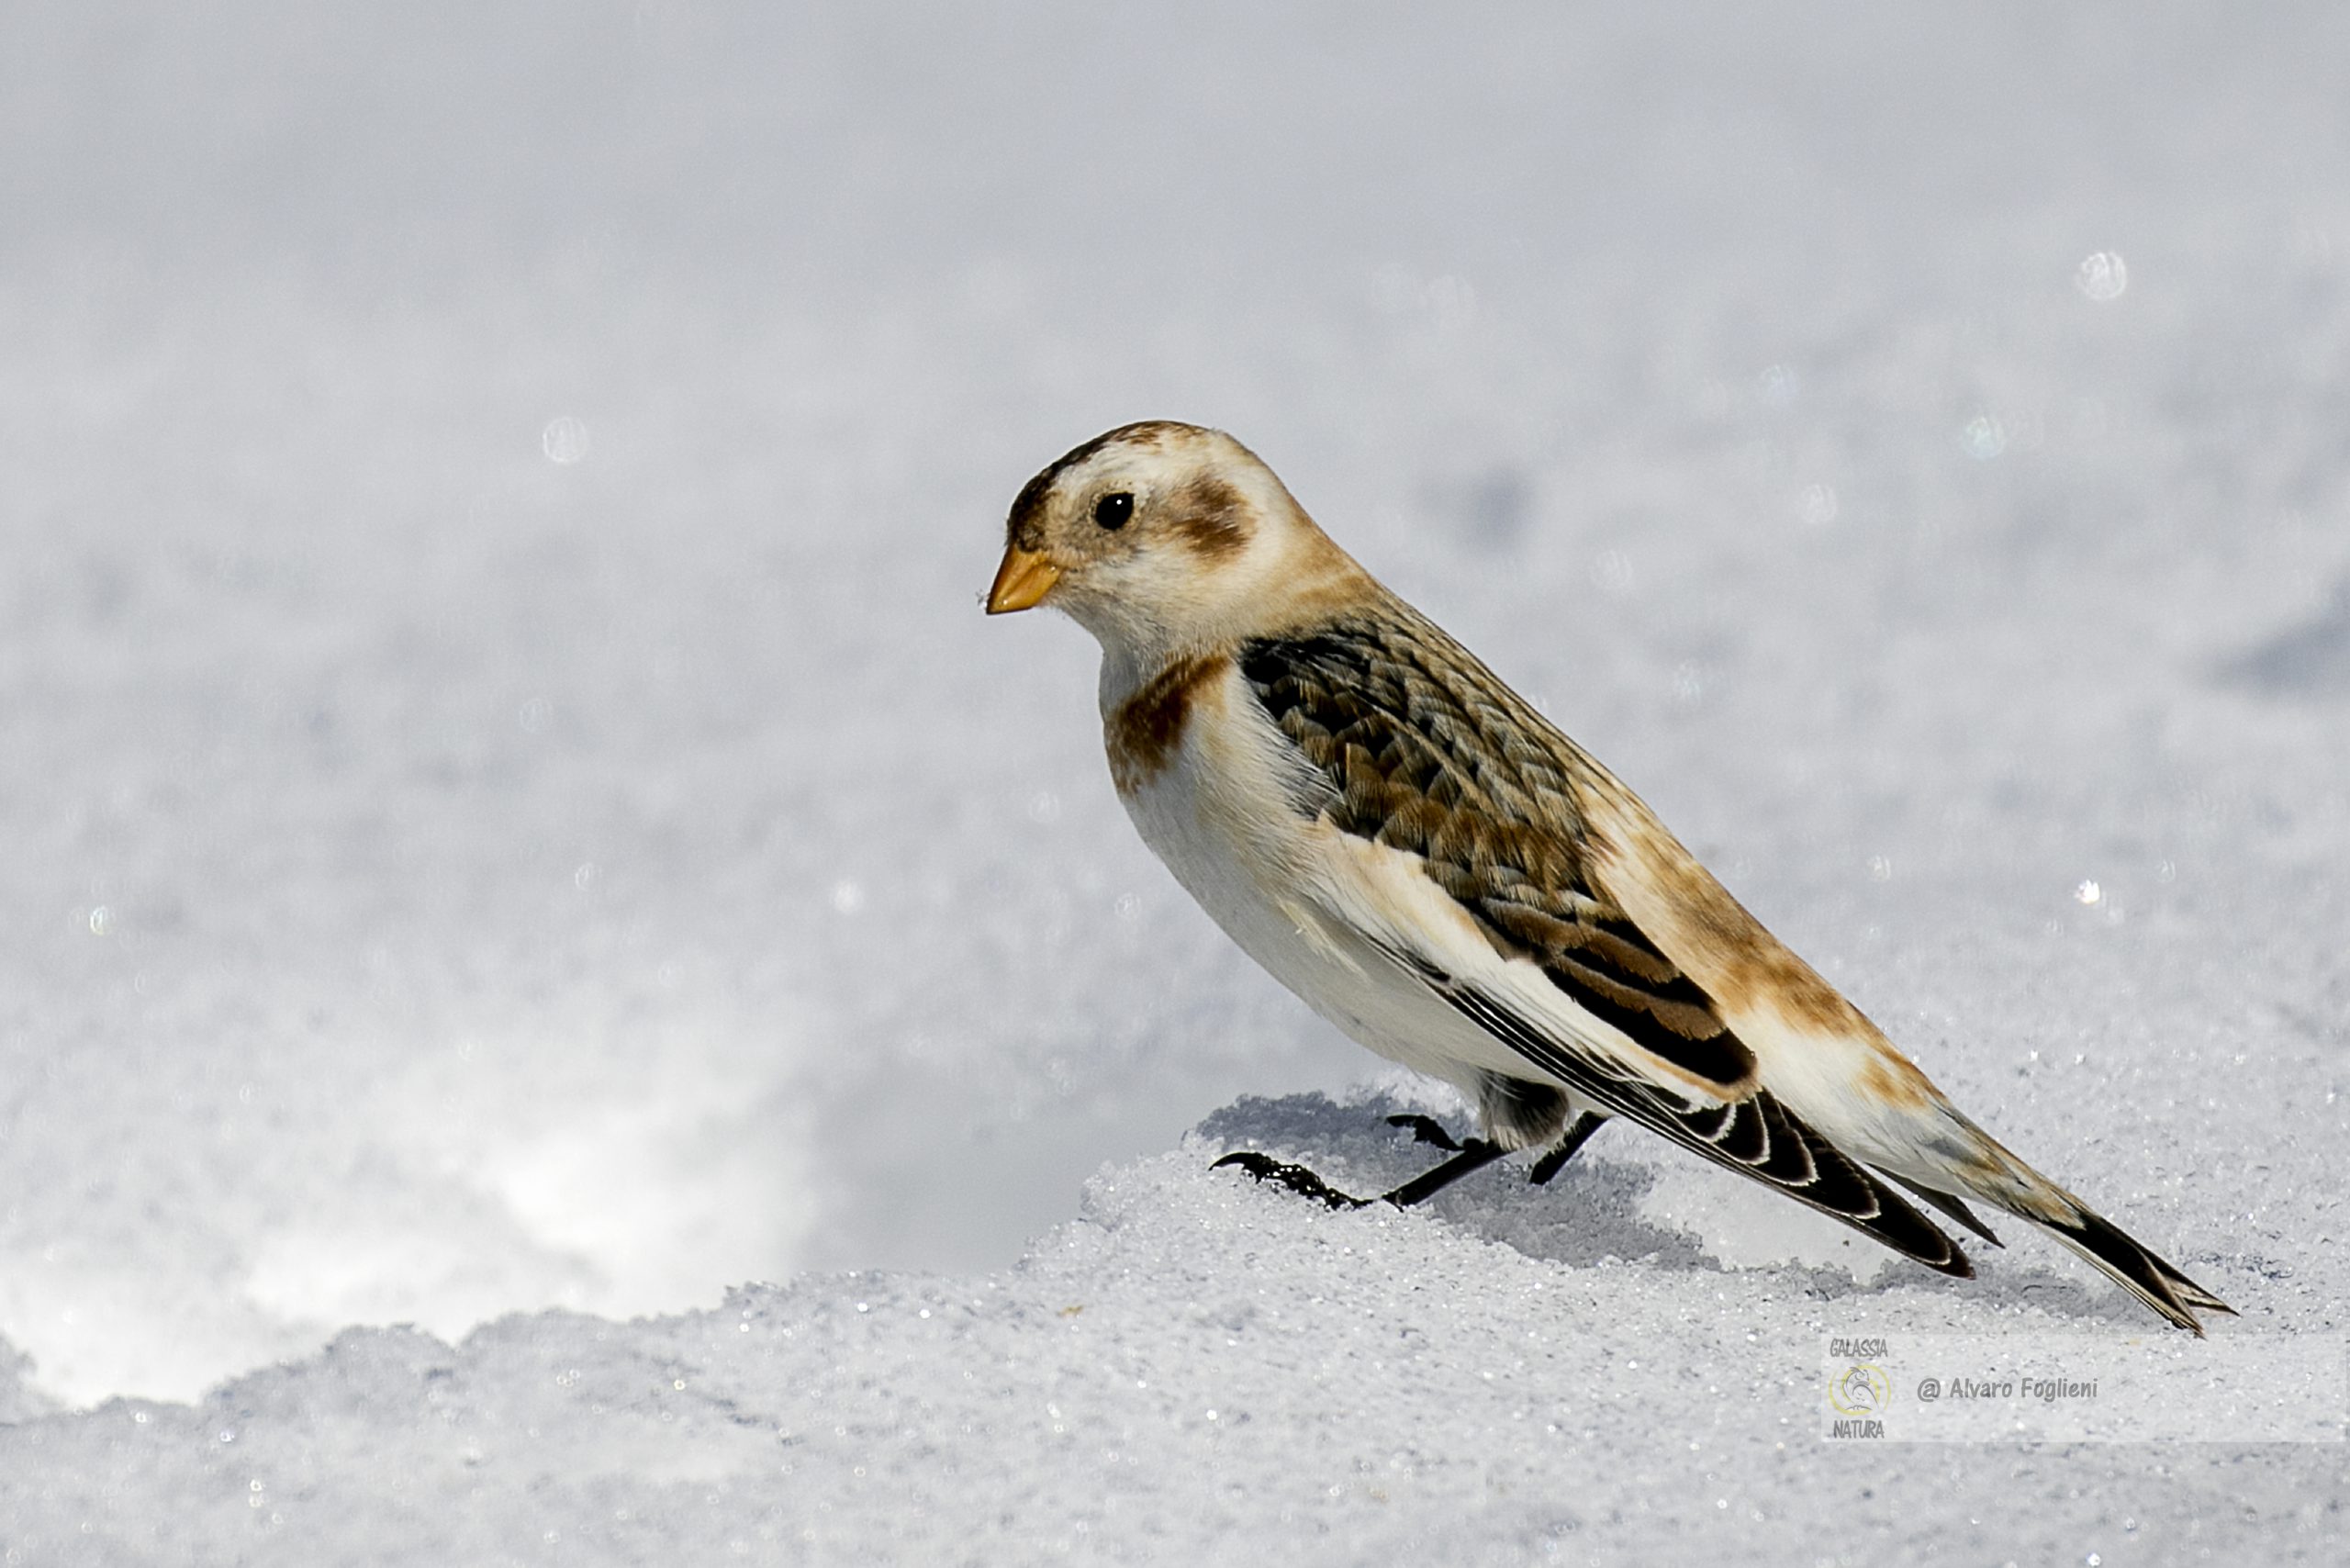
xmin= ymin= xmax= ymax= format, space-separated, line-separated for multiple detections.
xmin=1092 ymin=491 xmax=1134 ymax=531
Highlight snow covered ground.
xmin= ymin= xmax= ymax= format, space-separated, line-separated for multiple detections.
xmin=3 ymin=2 xmax=2346 ymax=1561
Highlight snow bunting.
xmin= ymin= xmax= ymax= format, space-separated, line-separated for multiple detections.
xmin=985 ymin=420 xmax=2232 ymax=1334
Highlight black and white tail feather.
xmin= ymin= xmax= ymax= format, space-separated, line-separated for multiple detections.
xmin=1398 ymin=935 xmax=2231 ymax=1330
xmin=1392 ymin=946 xmax=1972 ymax=1276
xmin=1547 ymin=1014 xmax=2234 ymax=1332
xmin=2011 ymin=1198 xmax=2235 ymax=1331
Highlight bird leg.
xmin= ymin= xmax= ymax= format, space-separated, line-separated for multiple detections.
xmin=1215 ymin=1108 xmax=1606 ymax=1209
xmin=1383 ymin=1112 xmax=1466 ymax=1151
xmin=1391 ymin=1107 xmax=1607 ymax=1186
xmin=1380 ymin=1138 xmax=1507 ymax=1205
xmin=1526 ymin=1111 xmax=1607 ymax=1185
xmin=1214 ymin=1117 xmax=1509 ymax=1210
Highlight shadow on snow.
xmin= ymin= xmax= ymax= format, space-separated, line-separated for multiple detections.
xmin=1192 ymin=1091 xmax=2162 ymax=1331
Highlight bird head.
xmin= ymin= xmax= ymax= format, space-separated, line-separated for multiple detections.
xmin=985 ymin=421 xmax=1361 ymax=660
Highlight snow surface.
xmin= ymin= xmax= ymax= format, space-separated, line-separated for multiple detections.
xmin=4 ymin=1 xmax=2347 ymax=1561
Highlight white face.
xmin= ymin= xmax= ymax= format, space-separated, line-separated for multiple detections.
xmin=990 ymin=421 xmax=1333 ymax=655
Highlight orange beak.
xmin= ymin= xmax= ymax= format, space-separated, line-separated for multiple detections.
xmin=985 ymin=545 xmax=1062 ymax=614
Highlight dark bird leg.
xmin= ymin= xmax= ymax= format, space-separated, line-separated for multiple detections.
xmin=1384 ymin=1113 xmax=1467 ymax=1151
xmin=1214 ymin=1106 xmax=1604 ymax=1210
xmin=1214 ymin=1114 xmax=1514 ymax=1210
xmin=1526 ymin=1112 xmax=1607 ymax=1186
xmin=1380 ymin=1138 xmax=1507 ymax=1206
xmin=1214 ymin=1138 xmax=1510 ymax=1209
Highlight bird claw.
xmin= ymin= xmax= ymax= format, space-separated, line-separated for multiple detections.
xmin=1211 ymin=1151 xmax=1371 ymax=1210
xmin=1383 ymin=1113 xmax=1465 ymax=1151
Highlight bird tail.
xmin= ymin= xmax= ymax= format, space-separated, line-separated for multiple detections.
xmin=1898 ymin=1114 xmax=2232 ymax=1335
xmin=2011 ymin=1199 xmax=2235 ymax=1335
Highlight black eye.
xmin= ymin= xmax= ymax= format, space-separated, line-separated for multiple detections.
xmin=1092 ymin=491 xmax=1134 ymax=531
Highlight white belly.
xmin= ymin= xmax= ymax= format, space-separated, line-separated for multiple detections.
xmin=1104 ymin=662 xmax=1529 ymax=1099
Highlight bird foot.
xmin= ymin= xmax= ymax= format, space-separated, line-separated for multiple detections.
xmin=1384 ymin=1113 xmax=1466 ymax=1151
xmin=1211 ymin=1151 xmax=1371 ymax=1210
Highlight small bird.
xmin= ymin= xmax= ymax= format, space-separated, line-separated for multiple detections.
xmin=985 ymin=420 xmax=2232 ymax=1333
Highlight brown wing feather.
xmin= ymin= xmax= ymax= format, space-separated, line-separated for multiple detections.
xmin=1239 ymin=616 xmax=1757 ymax=1093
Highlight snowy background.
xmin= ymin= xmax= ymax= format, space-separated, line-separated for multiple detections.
xmin=3 ymin=1 xmax=2346 ymax=1561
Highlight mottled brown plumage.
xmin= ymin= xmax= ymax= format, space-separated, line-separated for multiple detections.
xmin=1228 ymin=608 xmax=1974 ymax=1274
xmin=1238 ymin=610 xmax=1758 ymax=1094
xmin=987 ymin=418 xmax=2233 ymax=1332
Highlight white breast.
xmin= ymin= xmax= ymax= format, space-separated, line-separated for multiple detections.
xmin=1102 ymin=656 xmax=1527 ymax=1098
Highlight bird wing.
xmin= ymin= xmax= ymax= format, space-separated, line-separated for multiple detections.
xmin=1237 ymin=611 xmax=1971 ymax=1275
xmin=1237 ymin=617 xmax=1757 ymax=1094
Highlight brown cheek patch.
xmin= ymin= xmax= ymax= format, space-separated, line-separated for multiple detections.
xmin=1107 ymin=653 xmax=1229 ymax=794
xmin=1163 ymin=475 xmax=1249 ymax=560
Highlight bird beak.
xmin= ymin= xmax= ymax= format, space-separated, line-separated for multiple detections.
xmin=986 ymin=545 xmax=1062 ymax=614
